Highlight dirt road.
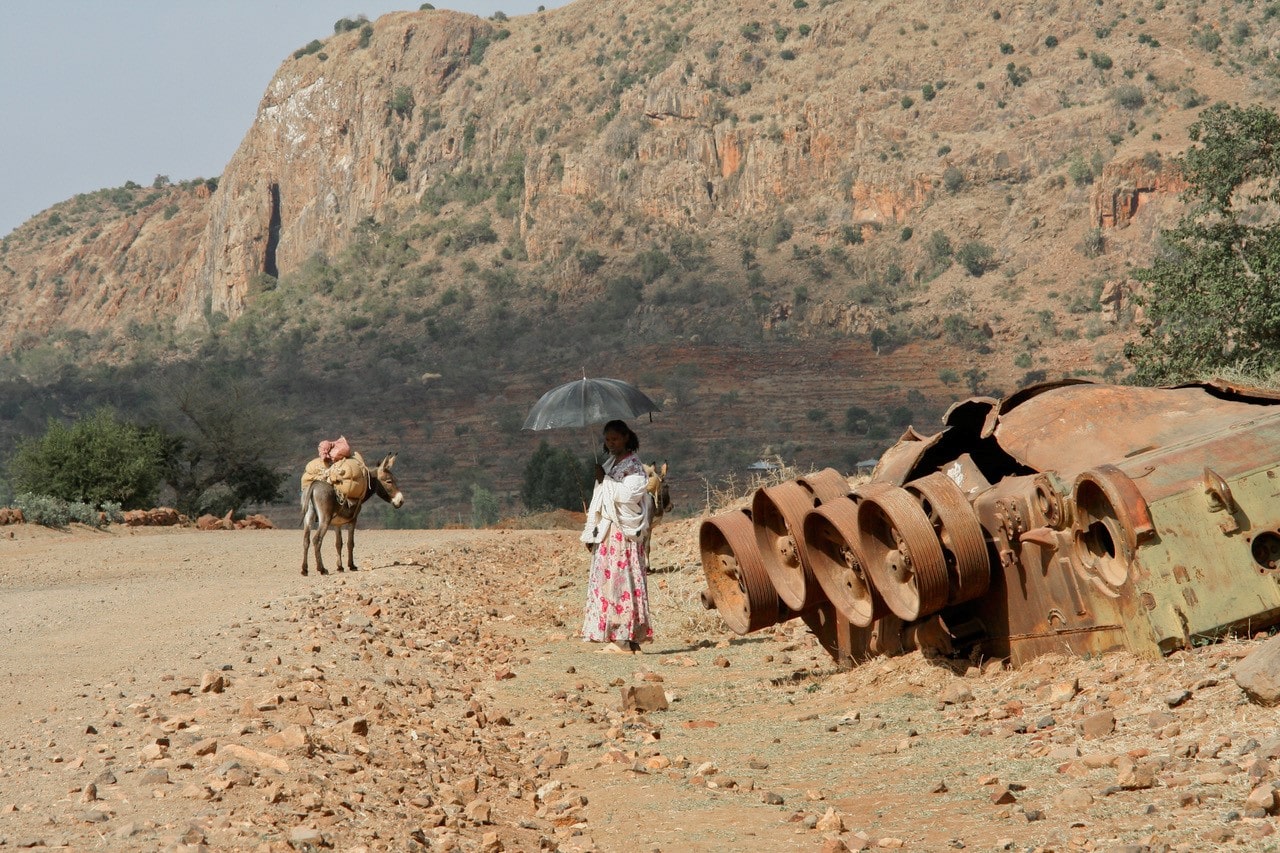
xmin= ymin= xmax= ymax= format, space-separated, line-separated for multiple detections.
xmin=0 ymin=522 xmax=1277 ymax=851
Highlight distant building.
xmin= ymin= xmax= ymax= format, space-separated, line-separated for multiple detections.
xmin=747 ymin=459 xmax=783 ymax=472
xmin=855 ymin=458 xmax=879 ymax=475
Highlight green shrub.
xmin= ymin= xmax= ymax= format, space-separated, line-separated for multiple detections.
xmin=1045 ymin=35 xmax=1059 ymax=48
xmin=13 ymin=493 xmax=71 ymax=527
xmin=8 ymin=409 xmax=169 ymax=510
xmin=471 ymin=484 xmax=500 ymax=528
xmin=1090 ymin=51 xmax=1113 ymax=70
xmin=956 ymin=241 xmax=996 ymax=276
xmin=579 ymin=250 xmax=606 ymax=274
xmin=1193 ymin=28 xmax=1221 ymax=51
xmin=1067 ymin=155 xmax=1093 ymax=186
xmin=1081 ymin=227 xmax=1105 ymax=258
xmin=1112 ymin=84 xmax=1145 ymax=109
xmin=293 ymin=40 xmax=324 ymax=60
xmin=942 ymin=165 xmax=965 ymax=193
xmin=388 ymin=86 xmax=415 ymax=118
xmin=521 ymin=442 xmax=588 ymax=511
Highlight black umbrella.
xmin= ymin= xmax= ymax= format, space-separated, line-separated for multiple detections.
xmin=522 ymin=377 xmax=661 ymax=431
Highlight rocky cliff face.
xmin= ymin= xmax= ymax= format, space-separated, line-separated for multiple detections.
xmin=193 ymin=11 xmax=492 ymax=324
xmin=0 ymin=183 xmax=209 ymax=352
xmin=0 ymin=0 xmax=1269 ymax=357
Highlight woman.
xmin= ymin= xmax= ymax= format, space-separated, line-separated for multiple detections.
xmin=580 ymin=419 xmax=654 ymax=653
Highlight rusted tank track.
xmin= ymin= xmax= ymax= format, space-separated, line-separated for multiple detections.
xmin=698 ymin=380 xmax=1280 ymax=668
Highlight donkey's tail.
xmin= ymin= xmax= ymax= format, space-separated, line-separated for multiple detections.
xmin=301 ymin=482 xmax=317 ymax=528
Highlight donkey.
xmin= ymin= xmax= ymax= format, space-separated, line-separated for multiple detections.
xmin=301 ymin=452 xmax=404 ymax=576
xmin=641 ymin=462 xmax=672 ymax=559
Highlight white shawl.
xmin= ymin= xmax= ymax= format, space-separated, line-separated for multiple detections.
xmin=580 ymin=453 xmax=649 ymax=544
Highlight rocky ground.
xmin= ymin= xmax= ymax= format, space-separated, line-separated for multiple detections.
xmin=2 ymin=519 xmax=1280 ymax=852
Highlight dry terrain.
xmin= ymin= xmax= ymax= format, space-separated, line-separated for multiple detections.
xmin=1 ymin=519 xmax=1279 ymax=852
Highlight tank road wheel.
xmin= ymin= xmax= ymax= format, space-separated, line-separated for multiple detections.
xmin=753 ymin=481 xmax=824 ymax=611
xmin=803 ymin=495 xmax=885 ymax=627
xmin=905 ymin=472 xmax=991 ymax=605
xmin=699 ymin=509 xmax=780 ymax=635
xmin=797 ymin=467 xmax=852 ymax=504
xmin=855 ymin=482 xmax=949 ymax=622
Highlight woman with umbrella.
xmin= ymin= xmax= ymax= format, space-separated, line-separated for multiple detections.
xmin=579 ymin=419 xmax=654 ymax=653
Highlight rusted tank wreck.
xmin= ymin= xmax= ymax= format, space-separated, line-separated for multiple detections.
xmin=700 ymin=379 xmax=1280 ymax=668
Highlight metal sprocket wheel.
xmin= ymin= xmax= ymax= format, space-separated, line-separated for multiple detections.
xmin=699 ymin=509 xmax=780 ymax=635
xmin=855 ymin=482 xmax=949 ymax=622
xmin=905 ymin=472 xmax=991 ymax=605
xmin=753 ymin=480 xmax=823 ymax=611
xmin=802 ymin=495 xmax=884 ymax=627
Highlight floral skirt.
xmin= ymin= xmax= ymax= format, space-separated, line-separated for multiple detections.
xmin=581 ymin=528 xmax=654 ymax=644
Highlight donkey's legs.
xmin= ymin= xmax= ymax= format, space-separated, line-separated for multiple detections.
xmin=301 ymin=496 xmax=315 ymax=576
xmin=312 ymin=519 xmax=331 ymax=575
xmin=333 ymin=526 xmax=345 ymax=572
xmin=346 ymin=524 xmax=358 ymax=572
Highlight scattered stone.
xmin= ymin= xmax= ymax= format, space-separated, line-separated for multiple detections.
xmin=199 ymin=671 xmax=226 ymax=693
xmin=816 ymin=807 xmax=845 ymax=832
xmin=222 ymin=743 xmax=289 ymax=774
xmin=1247 ymin=784 xmax=1277 ymax=814
xmin=990 ymin=788 xmax=1017 ymax=805
xmin=1059 ymin=787 xmax=1094 ymax=810
xmin=620 ymin=685 xmax=668 ymax=712
xmin=1233 ymin=638 xmax=1280 ymax=705
xmin=1081 ymin=710 xmax=1116 ymax=739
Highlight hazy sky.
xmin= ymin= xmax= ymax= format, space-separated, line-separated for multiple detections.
xmin=0 ymin=1 xmax=567 ymax=237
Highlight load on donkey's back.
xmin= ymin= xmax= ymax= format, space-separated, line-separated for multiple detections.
xmin=300 ymin=436 xmax=369 ymax=509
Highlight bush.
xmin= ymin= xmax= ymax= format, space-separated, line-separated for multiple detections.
xmin=578 ymin=249 xmax=606 ymax=275
xmin=293 ymin=40 xmax=324 ymax=60
xmin=1090 ymin=51 xmax=1113 ymax=70
xmin=942 ymin=166 xmax=965 ymax=193
xmin=8 ymin=409 xmax=169 ymax=510
xmin=1067 ymin=155 xmax=1093 ymax=186
xmin=1194 ymin=28 xmax=1222 ymax=52
xmin=956 ymin=241 xmax=997 ymax=276
xmin=388 ymin=86 xmax=415 ymax=118
xmin=1081 ymin=227 xmax=1105 ymax=258
xmin=927 ymin=230 xmax=954 ymax=263
xmin=334 ymin=15 xmax=368 ymax=33
xmin=471 ymin=484 xmax=500 ymax=528
xmin=1112 ymin=84 xmax=1145 ymax=109
xmin=521 ymin=442 xmax=589 ymax=512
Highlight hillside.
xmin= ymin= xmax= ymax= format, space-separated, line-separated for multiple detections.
xmin=1 ymin=0 xmax=1278 ymax=520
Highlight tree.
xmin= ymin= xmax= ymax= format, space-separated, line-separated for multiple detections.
xmin=7 ymin=408 xmax=169 ymax=509
xmin=156 ymin=368 xmax=286 ymax=516
xmin=471 ymin=484 xmax=500 ymax=528
xmin=521 ymin=441 xmax=588 ymax=511
xmin=1126 ymin=103 xmax=1280 ymax=384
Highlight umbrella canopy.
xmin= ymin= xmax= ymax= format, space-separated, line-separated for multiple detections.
xmin=522 ymin=377 xmax=661 ymax=431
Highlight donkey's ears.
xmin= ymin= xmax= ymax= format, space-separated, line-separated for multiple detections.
xmin=660 ymin=462 xmax=668 ymax=476
xmin=383 ymin=453 xmax=397 ymax=469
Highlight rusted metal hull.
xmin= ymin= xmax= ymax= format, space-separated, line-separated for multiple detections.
xmin=699 ymin=380 xmax=1280 ymax=667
